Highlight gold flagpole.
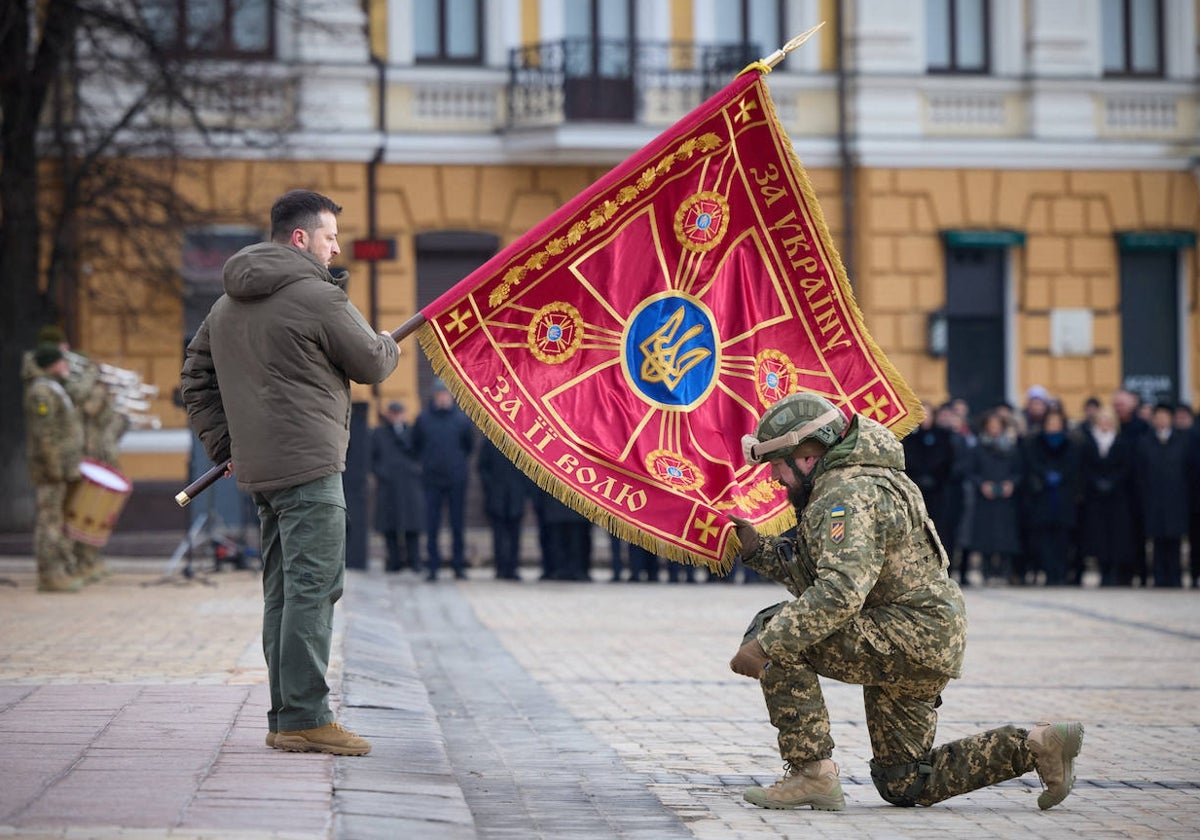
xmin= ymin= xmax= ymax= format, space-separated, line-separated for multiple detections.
xmin=740 ymin=22 xmax=826 ymax=76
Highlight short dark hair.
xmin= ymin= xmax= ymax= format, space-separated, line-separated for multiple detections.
xmin=270 ymin=190 xmax=341 ymax=243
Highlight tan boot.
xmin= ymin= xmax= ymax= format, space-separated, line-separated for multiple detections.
xmin=266 ymin=732 xmax=277 ymax=748
xmin=744 ymin=759 xmax=845 ymax=810
xmin=1028 ymin=722 xmax=1084 ymax=810
xmin=38 ymin=573 xmax=83 ymax=593
xmin=274 ymin=722 xmax=371 ymax=756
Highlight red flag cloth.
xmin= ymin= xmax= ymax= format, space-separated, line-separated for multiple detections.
xmin=417 ymin=68 xmax=921 ymax=571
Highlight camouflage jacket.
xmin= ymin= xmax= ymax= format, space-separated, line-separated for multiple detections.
xmin=22 ymin=347 xmax=100 ymax=406
xmin=23 ymin=374 xmax=84 ymax=484
xmin=746 ymin=414 xmax=967 ymax=678
xmin=80 ymin=380 xmax=128 ymax=465
xmin=22 ymin=349 xmax=122 ymax=465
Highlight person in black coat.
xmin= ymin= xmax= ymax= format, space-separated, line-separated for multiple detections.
xmin=1176 ymin=405 xmax=1200 ymax=587
xmin=1114 ymin=389 xmax=1151 ymax=583
xmin=1135 ymin=403 xmax=1191 ymax=588
xmin=965 ymin=410 xmax=1023 ymax=584
xmin=529 ymin=484 xmax=559 ymax=581
xmin=1021 ymin=407 xmax=1081 ymax=586
xmin=1077 ymin=405 xmax=1138 ymax=586
xmin=628 ymin=545 xmax=660 ymax=581
xmin=902 ymin=405 xmax=958 ymax=552
xmin=371 ymin=401 xmax=424 ymax=572
xmin=537 ymin=490 xmax=593 ymax=581
xmin=477 ymin=439 xmax=532 ymax=580
xmin=412 ymin=383 xmax=475 ymax=580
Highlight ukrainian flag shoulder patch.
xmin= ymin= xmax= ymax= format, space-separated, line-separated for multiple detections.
xmin=829 ymin=505 xmax=846 ymax=544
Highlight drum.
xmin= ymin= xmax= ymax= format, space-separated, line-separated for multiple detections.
xmin=64 ymin=459 xmax=132 ymax=547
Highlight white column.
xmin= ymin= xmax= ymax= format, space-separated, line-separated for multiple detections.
xmin=1026 ymin=0 xmax=1099 ymax=77
xmin=850 ymin=0 xmax=926 ymax=74
xmin=388 ymin=0 xmax=414 ymax=65
xmin=989 ymin=0 xmax=1025 ymax=77
xmin=1163 ymin=0 xmax=1198 ymax=79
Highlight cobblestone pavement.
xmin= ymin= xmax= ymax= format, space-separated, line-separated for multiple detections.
xmin=443 ymin=574 xmax=1200 ymax=839
xmin=1 ymin=552 xmax=1198 ymax=839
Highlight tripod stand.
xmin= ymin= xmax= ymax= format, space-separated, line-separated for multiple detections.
xmin=144 ymin=481 xmax=257 ymax=586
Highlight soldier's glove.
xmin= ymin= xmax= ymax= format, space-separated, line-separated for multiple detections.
xmin=729 ymin=638 xmax=771 ymax=679
xmin=728 ymin=515 xmax=760 ymax=559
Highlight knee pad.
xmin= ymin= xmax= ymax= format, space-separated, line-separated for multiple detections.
xmin=869 ymin=757 xmax=932 ymax=807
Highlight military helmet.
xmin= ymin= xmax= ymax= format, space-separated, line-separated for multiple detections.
xmin=742 ymin=392 xmax=847 ymax=465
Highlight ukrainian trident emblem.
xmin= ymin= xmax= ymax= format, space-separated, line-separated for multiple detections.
xmin=622 ymin=293 xmax=718 ymax=409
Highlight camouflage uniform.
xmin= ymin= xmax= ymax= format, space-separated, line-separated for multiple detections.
xmin=743 ymin=413 xmax=1038 ymax=806
xmin=22 ymin=348 xmax=122 ymax=580
xmin=23 ymin=361 xmax=85 ymax=590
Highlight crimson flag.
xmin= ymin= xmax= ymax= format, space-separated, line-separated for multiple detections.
xmin=417 ymin=68 xmax=921 ymax=571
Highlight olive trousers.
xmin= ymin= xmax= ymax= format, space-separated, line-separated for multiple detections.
xmin=254 ymin=473 xmax=347 ymax=733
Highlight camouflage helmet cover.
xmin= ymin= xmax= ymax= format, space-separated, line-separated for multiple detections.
xmin=742 ymin=392 xmax=848 ymax=465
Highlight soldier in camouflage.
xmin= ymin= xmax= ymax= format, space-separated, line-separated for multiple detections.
xmin=728 ymin=392 xmax=1083 ymax=811
xmin=22 ymin=326 xmax=121 ymax=582
xmin=23 ymin=344 xmax=86 ymax=592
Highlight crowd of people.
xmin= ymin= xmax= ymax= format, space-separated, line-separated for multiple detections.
xmin=371 ymin=381 xmax=1200 ymax=589
xmin=370 ymin=383 xmax=764 ymax=584
xmin=903 ymin=387 xmax=1200 ymax=588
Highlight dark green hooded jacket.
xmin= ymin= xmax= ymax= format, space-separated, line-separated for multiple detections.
xmin=181 ymin=242 xmax=398 ymax=493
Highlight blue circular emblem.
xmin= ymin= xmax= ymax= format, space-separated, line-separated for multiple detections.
xmin=695 ymin=213 xmax=712 ymax=230
xmin=546 ymin=324 xmax=563 ymax=342
xmin=623 ymin=294 xmax=718 ymax=408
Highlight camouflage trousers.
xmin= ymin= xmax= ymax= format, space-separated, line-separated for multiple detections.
xmin=34 ymin=483 xmax=77 ymax=583
xmin=73 ymin=541 xmax=104 ymax=577
xmin=744 ymin=603 xmax=1035 ymax=806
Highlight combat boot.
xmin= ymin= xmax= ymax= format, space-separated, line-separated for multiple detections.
xmin=75 ymin=559 xmax=108 ymax=584
xmin=744 ymin=759 xmax=845 ymax=810
xmin=38 ymin=573 xmax=83 ymax=593
xmin=1028 ymin=721 xmax=1084 ymax=809
xmin=274 ymin=722 xmax=371 ymax=756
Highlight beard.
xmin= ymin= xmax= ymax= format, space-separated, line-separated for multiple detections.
xmin=784 ymin=463 xmax=815 ymax=511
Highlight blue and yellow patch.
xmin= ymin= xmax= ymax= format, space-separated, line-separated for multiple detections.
xmin=829 ymin=505 xmax=846 ymax=544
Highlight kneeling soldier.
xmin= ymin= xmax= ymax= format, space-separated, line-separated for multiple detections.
xmin=729 ymin=393 xmax=1082 ymax=811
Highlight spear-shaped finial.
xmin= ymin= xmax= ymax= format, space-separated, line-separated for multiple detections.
xmin=739 ymin=22 xmax=827 ymax=76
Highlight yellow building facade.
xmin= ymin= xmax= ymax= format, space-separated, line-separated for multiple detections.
xmin=63 ymin=0 xmax=1198 ymax=488
xmin=88 ymin=159 xmax=1200 ymax=484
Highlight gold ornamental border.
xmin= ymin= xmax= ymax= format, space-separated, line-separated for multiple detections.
xmin=487 ymin=132 xmax=725 ymax=309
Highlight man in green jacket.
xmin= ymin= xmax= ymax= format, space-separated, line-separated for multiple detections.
xmin=729 ymin=392 xmax=1083 ymax=811
xmin=182 ymin=190 xmax=399 ymax=755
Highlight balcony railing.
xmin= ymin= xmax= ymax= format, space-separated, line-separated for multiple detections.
xmin=508 ymin=39 xmax=760 ymax=129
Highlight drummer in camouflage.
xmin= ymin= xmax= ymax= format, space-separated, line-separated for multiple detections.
xmin=71 ymin=357 xmax=128 ymax=582
xmin=22 ymin=325 xmax=121 ymax=582
xmin=22 ymin=343 xmax=85 ymax=592
xmin=728 ymin=392 xmax=1083 ymax=811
